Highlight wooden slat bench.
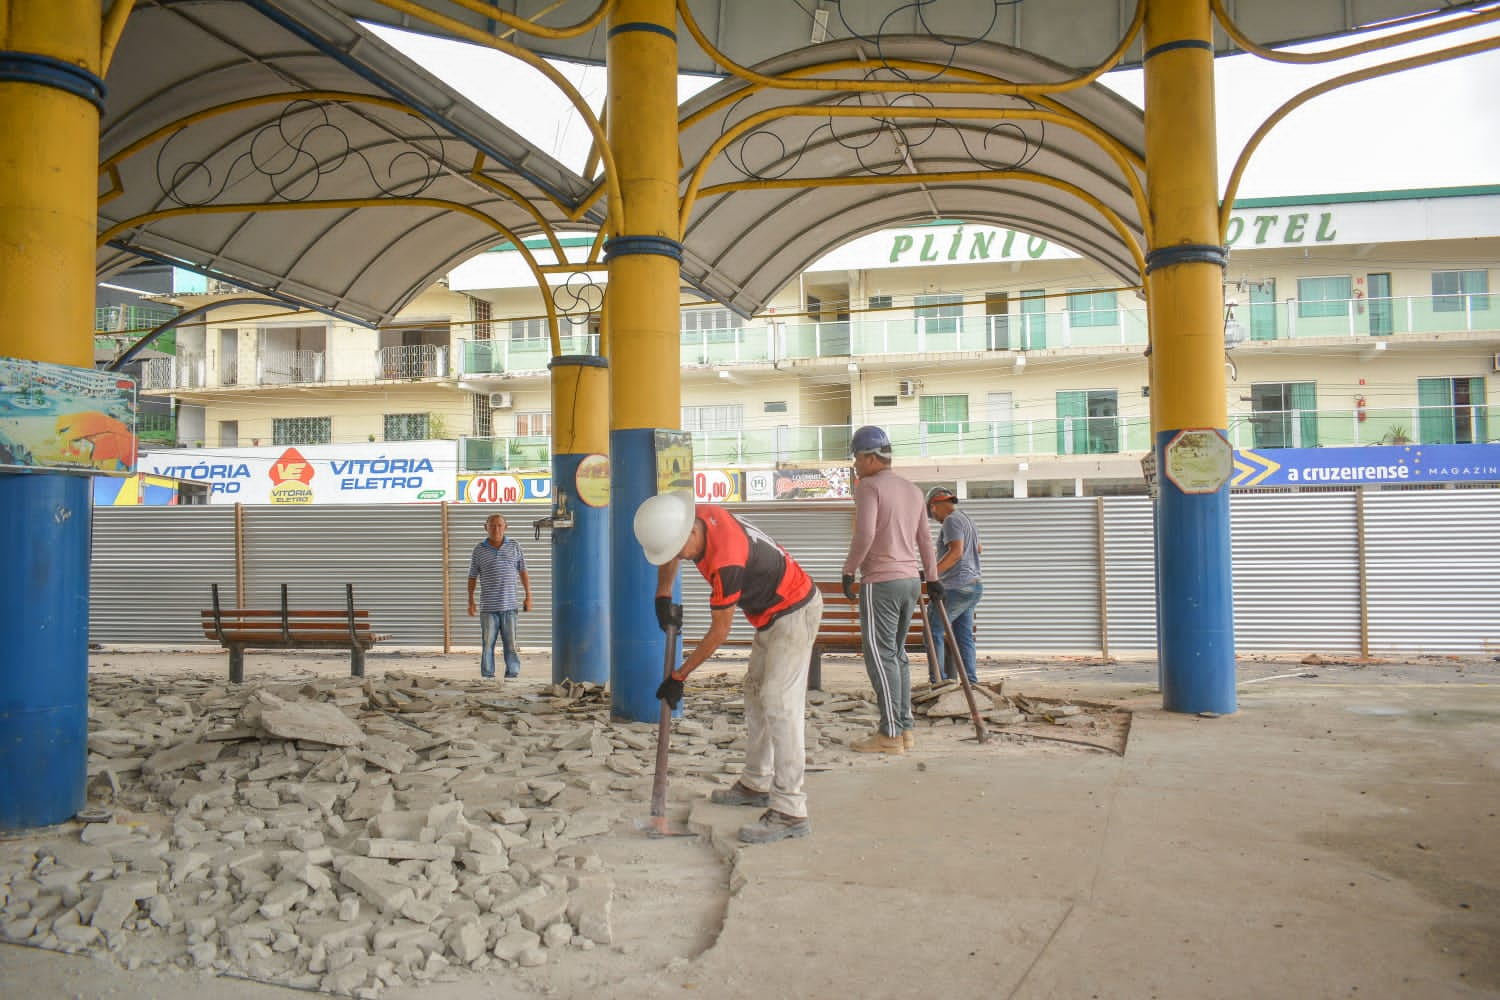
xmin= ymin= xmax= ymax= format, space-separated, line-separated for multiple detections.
xmin=807 ymin=580 xmax=931 ymax=690
xmin=720 ymin=580 xmax=933 ymax=689
xmin=200 ymin=583 xmax=388 ymax=683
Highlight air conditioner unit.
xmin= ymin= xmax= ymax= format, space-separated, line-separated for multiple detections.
xmin=488 ymin=391 xmax=513 ymax=409
xmin=897 ymin=378 xmax=917 ymax=398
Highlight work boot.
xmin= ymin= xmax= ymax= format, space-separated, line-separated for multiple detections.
xmin=902 ymin=729 xmax=915 ymax=750
xmin=738 ymin=809 xmax=811 ymax=844
xmin=710 ymin=781 xmax=770 ymax=807
xmin=851 ymin=732 xmax=904 ymax=754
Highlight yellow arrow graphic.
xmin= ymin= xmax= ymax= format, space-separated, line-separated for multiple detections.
xmin=1232 ymin=449 xmax=1282 ymax=488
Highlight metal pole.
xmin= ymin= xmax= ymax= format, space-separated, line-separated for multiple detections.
xmin=441 ymin=500 xmax=451 ymax=654
xmin=1356 ymin=487 xmax=1370 ymax=658
xmin=1096 ymin=495 xmax=1111 ymax=660
xmin=606 ymin=0 xmax=684 ymax=723
xmin=1143 ymin=0 xmax=1236 ymax=714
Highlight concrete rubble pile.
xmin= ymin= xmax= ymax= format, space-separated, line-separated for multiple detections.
xmin=0 ymin=669 xmax=873 ymax=996
xmin=0 ymin=667 xmax=1113 ymax=996
xmin=912 ymin=680 xmax=1099 ymax=730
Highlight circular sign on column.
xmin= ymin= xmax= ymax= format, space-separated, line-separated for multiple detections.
xmin=574 ymin=453 xmax=610 ymax=507
xmin=1163 ymin=429 xmax=1233 ymax=494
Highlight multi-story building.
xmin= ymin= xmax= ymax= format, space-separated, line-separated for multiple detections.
xmin=137 ymin=185 xmax=1498 ymax=500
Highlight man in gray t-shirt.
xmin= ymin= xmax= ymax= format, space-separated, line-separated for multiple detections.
xmin=926 ymin=486 xmax=983 ymax=684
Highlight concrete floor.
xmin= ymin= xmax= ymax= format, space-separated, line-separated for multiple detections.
xmin=2 ymin=653 xmax=1498 ymax=999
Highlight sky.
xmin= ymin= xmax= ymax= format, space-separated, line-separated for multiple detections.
xmin=368 ymin=16 xmax=1499 ymax=201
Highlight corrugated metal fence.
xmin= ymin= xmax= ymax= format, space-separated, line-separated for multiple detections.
xmin=89 ymin=490 xmax=1500 ymax=656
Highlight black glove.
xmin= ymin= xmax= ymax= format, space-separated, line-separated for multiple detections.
xmin=927 ymin=580 xmax=945 ymax=603
xmin=841 ymin=574 xmax=857 ymax=602
xmin=654 ymin=596 xmax=682 ymax=632
xmin=656 ymin=675 xmax=684 ymax=709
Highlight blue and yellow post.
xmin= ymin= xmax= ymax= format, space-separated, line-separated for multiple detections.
xmin=548 ymin=355 xmax=611 ymax=684
xmin=604 ymin=0 xmax=683 ymax=723
xmin=1142 ymin=0 xmax=1237 ymax=714
xmin=0 ymin=0 xmax=106 ymax=829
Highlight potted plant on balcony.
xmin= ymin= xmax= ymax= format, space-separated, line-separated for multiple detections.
xmin=1379 ymin=425 xmax=1413 ymax=445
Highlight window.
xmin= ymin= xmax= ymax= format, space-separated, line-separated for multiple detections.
xmin=1296 ymin=276 xmax=1352 ymax=318
xmin=763 ymin=401 xmax=788 ymax=413
xmin=1019 ymin=289 xmax=1047 ymax=349
xmin=472 ymin=393 xmax=492 ymax=437
xmin=472 ymin=298 xmax=492 ymax=340
xmin=1432 ymin=270 xmax=1490 ymax=313
xmin=681 ymin=404 xmax=743 ymax=432
xmin=1249 ymin=382 xmax=1318 ymax=448
xmin=914 ymin=294 xmax=963 ymax=335
xmin=515 ymin=411 xmax=551 ymax=437
xmin=868 ymin=294 xmax=892 ymax=311
xmin=1418 ymin=377 xmax=1489 ymax=444
xmin=681 ymin=307 xmax=744 ymax=342
xmin=919 ymin=394 xmax=968 ymax=435
xmin=872 ymin=395 xmax=899 ymax=407
xmin=273 ymin=416 xmax=331 ymax=446
xmin=384 ymin=413 xmax=430 ymax=441
xmin=509 ymin=317 xmax=547 ymax=341
xmin=1055 ymin=390 xmax=1119 ymax=455
xmin=1067 ymin=289 xmax=1118 ymax=328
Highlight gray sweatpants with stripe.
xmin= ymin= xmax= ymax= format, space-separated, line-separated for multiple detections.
xmin=860 ymin=577 xmax=919 ymax=738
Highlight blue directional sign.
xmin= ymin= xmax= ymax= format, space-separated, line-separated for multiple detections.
xmin=1232 ymin=444 xmax=1500 ymax=488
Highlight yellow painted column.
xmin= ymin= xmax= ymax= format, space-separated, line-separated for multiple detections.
xmin=0 ymin=0 xmax=107 ymax=831
xmin=548 ymin=355 xmax=610 ymax=685
xmin=604 ymin=0 xmax=685 ymax=722
xmin=1142 ymin=0 xmax=1236 ymax=714
xmin=0 ymin=0 xmax=103 ymax=366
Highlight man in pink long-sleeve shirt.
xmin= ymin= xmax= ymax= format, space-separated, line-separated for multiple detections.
xmin=841 ymin=425 xmax=941 ymax=754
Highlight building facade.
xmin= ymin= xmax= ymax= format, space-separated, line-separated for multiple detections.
xmin=134 ymin=185 xmax=1499 ymax=501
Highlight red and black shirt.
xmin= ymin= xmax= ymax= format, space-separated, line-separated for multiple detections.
xmin=691 ymin=504 xmax=814 ymax=630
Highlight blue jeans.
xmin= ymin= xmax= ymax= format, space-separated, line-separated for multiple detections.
xmin=480 ymin=610 xmax=521 ymax=678
xmin=931 ymin=582 xmax=982 ymax=683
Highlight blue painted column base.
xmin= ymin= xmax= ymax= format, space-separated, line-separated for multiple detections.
xmin=0 ymin=473 xmax=91 ymax=831
xmin=609 ymin=429 xmax=680 ymax=723
xmin=551 ymin=452 xmax=609 ymax=685
xmin=1155 ymin=430 xmax=1237 ymax=715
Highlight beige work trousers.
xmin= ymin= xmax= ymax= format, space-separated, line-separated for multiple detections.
xmin=741 ymin=590 xmax=823 ymax=819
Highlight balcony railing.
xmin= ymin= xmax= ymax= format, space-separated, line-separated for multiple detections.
xmin=1228 ymin=404 xmax=1492 ymax=449
xmin=691 ymin=407 xmax=1492 ymax=465
xmin=377 ymin=344 xmax=449 ymax=380
xmin=458 ymin=435 xmax=552 ymax=472
xmin=460 ymin=335 xmax=598 ymax=375
xmin=455 ymin=294 xmax=1497 ymax=376
xmin=258 ymin=350 xmax=325 ymax=385
xmin=687 ymin=418 xmax=1156 ymax=465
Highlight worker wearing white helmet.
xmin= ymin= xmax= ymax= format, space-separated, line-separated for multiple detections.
xmin=634 ymin=492 xmax=823 ymax=844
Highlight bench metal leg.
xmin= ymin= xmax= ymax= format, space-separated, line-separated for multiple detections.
xmin=808 ymin=649 xmax=822 ymax=692
xmin=350 ymin=645 xmax=366 ymax=678
xmin=228 ymin=646 xmax=245 ymax=684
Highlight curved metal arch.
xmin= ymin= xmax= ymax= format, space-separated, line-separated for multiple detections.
xmin=98 ymin=197 xmax=565 ymax=354
xmin=103 ymin=93 xmax=575 ymax=277
xmin=688 ymin=169 xmax=1144 ymax=281
xmin=674 ymin=0 xmax=1146 ymax=98
xmin=746 ymin=178 xmax=1135 ymax=272
xmin=683 ymin=184 xmax=1142 ymax=320
xmin=673 ymin=35 xmax=1147 ymax=316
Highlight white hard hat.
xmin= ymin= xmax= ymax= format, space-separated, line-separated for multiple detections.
xmin=633 ymin=491 xmax=697 ymax=565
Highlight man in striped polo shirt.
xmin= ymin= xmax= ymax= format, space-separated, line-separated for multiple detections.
xmin=467 ymin=514 xmax=532 ymax=679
